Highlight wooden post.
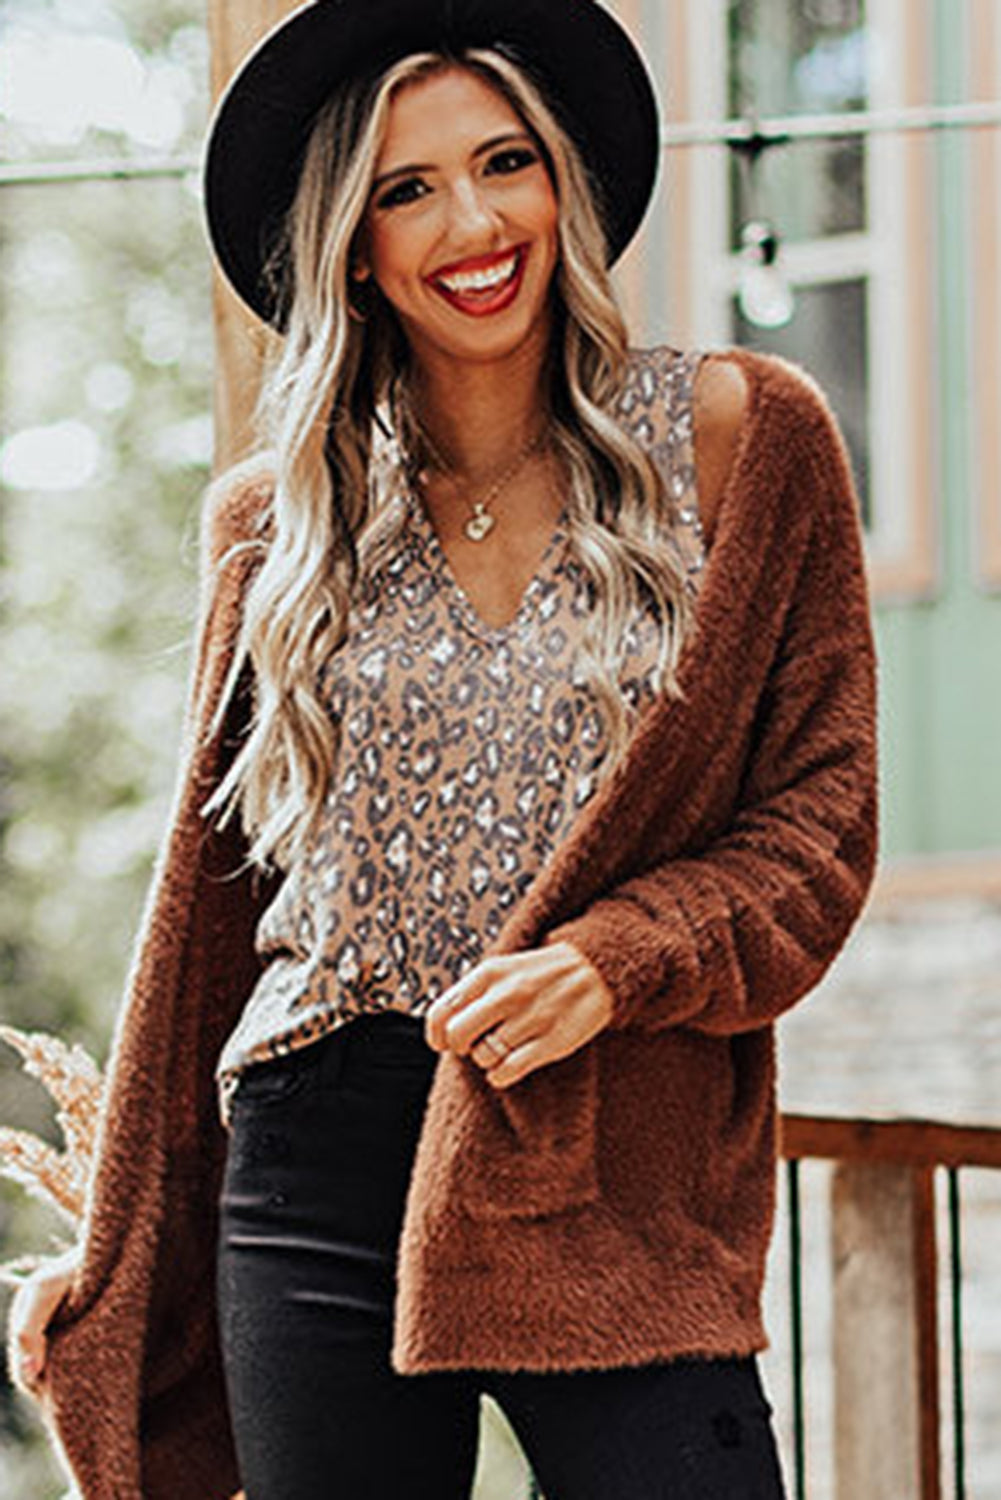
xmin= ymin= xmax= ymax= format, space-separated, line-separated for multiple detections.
xmin=608 ymin=0 xmax=647 ymax=335
xmin=831 ymin=1161 xmax=941 ymax=1500
xmin=206 ymin=0 xmax=300 ymax=473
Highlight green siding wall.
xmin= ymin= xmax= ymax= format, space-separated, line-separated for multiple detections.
xmin=876 ymin=0 xmax=1001 ymax=859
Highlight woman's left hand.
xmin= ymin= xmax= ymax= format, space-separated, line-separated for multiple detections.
xmin=424 ymin=938 xmax=615 ymax=1089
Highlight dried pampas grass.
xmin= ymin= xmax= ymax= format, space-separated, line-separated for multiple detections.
xmin=0 ymin=1025 xmax=104 ymax=1283
xmin=0 ymin=1026 xmax=248 ymax=1498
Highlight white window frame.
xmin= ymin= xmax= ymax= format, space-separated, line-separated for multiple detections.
xmin=662 ymin=0 xmax=938 ymax=602
xmin=971 ymin=0 xmax=1001 ymax=592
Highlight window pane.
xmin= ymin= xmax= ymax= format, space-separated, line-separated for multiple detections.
xmin=728 ymin=0 xmax=869 ymax=243
xmin=733 ymin=278 xmax=870 ymax=525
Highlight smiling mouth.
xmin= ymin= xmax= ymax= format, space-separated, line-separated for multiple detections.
xmin=435 ymin=249 xmax=521 ymax=294
xmin=429 ymin=247 xmax=527 ymax=314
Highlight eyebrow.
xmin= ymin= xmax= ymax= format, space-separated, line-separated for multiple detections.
xmin=372 ymin=132 xmax=534 ymax=191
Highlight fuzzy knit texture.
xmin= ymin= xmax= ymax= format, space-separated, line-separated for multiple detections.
xmin=34 ymin=346 xmax=878 ymax=1499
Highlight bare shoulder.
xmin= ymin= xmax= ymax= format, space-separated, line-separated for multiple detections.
xmin=693 ymin=355 xmax=750 ymax=543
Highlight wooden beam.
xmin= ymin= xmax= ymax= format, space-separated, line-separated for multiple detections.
xmin=781 ymin=1113 xmax=1001 ymax=1171
xmin=871 ymin=851 xmax=1001 ymax=906
xmin=207 ymin=1 xmax=299 ymax=473
xmin=607 ymin=0 xmax=646 ymax=334
xmin=831 ymin=1162 xmax=939 ymax=1500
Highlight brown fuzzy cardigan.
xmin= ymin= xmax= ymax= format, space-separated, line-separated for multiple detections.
xmin=36 ymin=347 xmax=877 ymax=1498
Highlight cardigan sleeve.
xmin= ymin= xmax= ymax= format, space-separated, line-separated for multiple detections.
xmin=546 ymin=385 xmax=879 ymax=1036
xmin=183 ymin=457 xmax=274 ymax=735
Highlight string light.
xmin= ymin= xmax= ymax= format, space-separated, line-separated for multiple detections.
xmin=655 ymin=100 xmax=1001 ymax=332
xmin=738 ymin=221 xmax=796 ymax=330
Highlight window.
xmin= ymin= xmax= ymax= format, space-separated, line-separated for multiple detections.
xmin=650 ymin=0 xmax=937 ymax=599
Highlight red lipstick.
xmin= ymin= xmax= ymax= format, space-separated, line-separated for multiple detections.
xmin=426 ymin=245 xmax=528 ymax=318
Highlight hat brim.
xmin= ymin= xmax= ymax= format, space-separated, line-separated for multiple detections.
xmin=203 ymin=0 xmax=660 ymax=326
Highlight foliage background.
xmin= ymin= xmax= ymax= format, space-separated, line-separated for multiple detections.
xmin=0 ymin=1 xmax=215 ymax=1492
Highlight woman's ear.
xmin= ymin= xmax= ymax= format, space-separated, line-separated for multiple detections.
xmin=350 ymin=227 xmax=373 ymax=284
xmin=347 ymin=259 xmax=377 ymax=324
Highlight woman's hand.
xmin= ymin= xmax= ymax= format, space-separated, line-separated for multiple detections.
xmin=6 ymin=1248 xmax=78 ymax=1396
xmin=424 ymin=938 xmax=615 ymax=1088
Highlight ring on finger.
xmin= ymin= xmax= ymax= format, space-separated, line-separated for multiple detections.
xmin=478 ymin=1031 xmax=510 ymax=1066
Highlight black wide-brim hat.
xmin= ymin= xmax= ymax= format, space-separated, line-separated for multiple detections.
xmin=203 ymin=0 xmax=661 ymax=326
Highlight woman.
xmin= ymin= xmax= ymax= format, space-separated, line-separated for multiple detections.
xmin=7 ymin=2 xmax=878 ymax=1497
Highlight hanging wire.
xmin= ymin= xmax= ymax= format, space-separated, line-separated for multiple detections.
xmin=0 ymin=154 xmax=200 ymax=188
xmin=661 ymin=99 xmax=1001 ymax=149
xmin=1 ymin=100 xmax=1000 ymax=191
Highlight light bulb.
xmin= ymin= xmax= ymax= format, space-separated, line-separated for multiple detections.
xmin=738 ymin=221 xmax=796 ymax=330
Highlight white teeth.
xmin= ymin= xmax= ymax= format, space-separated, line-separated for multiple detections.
xmin=438 ymin=253 xmax=519 ymax=294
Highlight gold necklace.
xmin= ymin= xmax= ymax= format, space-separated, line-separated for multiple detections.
xmin=417 ymin=428 xmax=549 ymax=543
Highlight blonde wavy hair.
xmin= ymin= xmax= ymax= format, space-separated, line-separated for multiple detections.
xmin=202 ymin=47 xmax=695 ymax=874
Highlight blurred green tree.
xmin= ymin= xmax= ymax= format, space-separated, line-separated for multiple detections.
xmin=0 ymin=2 xmax=212 ymax=1492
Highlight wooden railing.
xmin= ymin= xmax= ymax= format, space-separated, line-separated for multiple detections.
xmin=527 ymin=1114 xmax=1001 ymax=1500
xmin=779 ymin=1114 xmax=1001 ymax=1500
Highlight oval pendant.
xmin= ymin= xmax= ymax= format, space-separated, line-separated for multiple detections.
xmin=465 ymin=511 xmax=495 ymax=543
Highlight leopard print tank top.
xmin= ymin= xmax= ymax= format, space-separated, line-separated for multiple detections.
xmin=215 ymin=347 xmax=707 ymax=1126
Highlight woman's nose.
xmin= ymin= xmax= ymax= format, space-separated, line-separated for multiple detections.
xmin=447 ymin=178 xmax=500 ymax=239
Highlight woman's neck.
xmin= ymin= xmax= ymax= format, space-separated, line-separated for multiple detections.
xmin=409 ymin=335 xmax=552 ymax=480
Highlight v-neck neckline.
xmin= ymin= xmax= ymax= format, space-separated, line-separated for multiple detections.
xmin=407 ymin=486 xmax=570 ymax=644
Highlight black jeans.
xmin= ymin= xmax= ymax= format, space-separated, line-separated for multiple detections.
xmin=216 ymin=1010 xmax=788 ymax=1500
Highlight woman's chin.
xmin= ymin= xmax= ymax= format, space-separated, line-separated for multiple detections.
xmin=403 ymin=296 xmax=553 ymax=369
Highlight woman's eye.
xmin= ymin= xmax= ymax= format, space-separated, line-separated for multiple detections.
xmin=487 ymin=147 xmax=539 ymax=176
xmin=375 ymin=177 xmax=428 ymax=211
